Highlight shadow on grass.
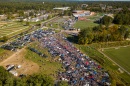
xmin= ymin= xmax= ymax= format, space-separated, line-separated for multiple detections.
xmin=67 ymin=35 xmax=78 ymax=44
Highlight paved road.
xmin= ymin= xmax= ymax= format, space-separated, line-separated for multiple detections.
xmin=98 ymin=49 xmax=130 ymax=75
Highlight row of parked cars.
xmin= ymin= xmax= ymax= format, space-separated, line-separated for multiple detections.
xmin=1 ymin=29 xmax=55 ymax=51
xmin=28 ymin=47 xmax=47 ymax=58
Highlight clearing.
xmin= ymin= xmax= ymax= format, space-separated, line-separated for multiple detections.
xmin=0 ymin=48 xmax=39 ymax=75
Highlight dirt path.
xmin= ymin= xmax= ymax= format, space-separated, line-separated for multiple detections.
xmin=0 ymin=48 xmax=39 ymax=76
xmin=0 ymin=49 xmax=22 ymax=65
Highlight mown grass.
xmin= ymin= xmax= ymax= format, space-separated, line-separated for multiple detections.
xmin=103 ymin=46 xmax=130 ymax=72
xmin=0 ymin=22 xmax=29 ymax=37
xmin=25 ymin=42 xmax=63 ymax=80
xmin=0 ymin=48 xmax=5 ymax=54
xmin=74 ymin=20 xmax=98 ymax=29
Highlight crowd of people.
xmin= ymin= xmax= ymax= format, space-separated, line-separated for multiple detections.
xmin=40 ymin=33 xmax=111 ymax=86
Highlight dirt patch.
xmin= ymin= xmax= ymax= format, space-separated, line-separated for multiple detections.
xmin=0 ymin=48 xmax=39 ymax=76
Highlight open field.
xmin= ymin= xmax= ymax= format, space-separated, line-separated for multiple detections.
xmin=46 ymin=17 xmax=66 ymax=29
xmin=74 ymin=20 xmax=98 ymax=29
xmin=103 ymin=46 xmax=130 ymax=73
xmin=0 ymin=48 xmax=39 ymax=75
xmin=0 ymin=21 xmax=29 ymax=37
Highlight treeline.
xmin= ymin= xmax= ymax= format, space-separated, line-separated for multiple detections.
xmin=1 ymin=1 xmax=130 ymax=15
xmin=97 ymin=9 xmax=130 ymax=26
xmin=0 ymin=66 xmax=53 ymax=86
xmin=78 ymin=25 xmax=129 ymax=44
xmin=0 ymin=66 xmax=68 ymax=86
xmin=113 ymin=9 xmax=130 ymax=25
xmin=0 ymin=2 xmax=78 ymax=15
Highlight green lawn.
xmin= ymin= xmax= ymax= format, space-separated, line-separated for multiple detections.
xmin=0 ymin=22 xmax=29 ymax=37
xmin=74 ymin=20 xmax=98 ymax=29
xmin=103 ymin=46 xmax=130 ymax=72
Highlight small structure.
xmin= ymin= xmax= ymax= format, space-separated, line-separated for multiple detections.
xmin=9 ymin=70 xmax=18 ymax=76
xmin=53 ymin=7 xmax=70 ymax=11
xmin=17 ymin=65 xmax=22 ymax=69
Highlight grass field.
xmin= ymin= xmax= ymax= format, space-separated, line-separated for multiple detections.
xmin=74 ymin=20 xmax=98 ymax=29
xmin=103 ymin=46 xmax=130 ymax=72
xmin=0 ymin=21 xmax=29 ymax=37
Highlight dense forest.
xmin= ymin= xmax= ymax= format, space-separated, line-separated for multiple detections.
xmin=113 ymin=9 xmax=130 ymax=25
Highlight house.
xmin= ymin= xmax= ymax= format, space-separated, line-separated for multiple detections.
xmin=53 ymin=7 xmax=70 ymax=11
xmin=30 ymin=18 xmax=39 ymax=22
xmin=81 ymin=4 xmax=88 ymax=8
xmin=114 ymin=8 xmax=122 ymax=12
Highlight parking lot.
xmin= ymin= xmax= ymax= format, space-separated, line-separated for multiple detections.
xmin=40 ymin=33 xmax=111 ymax=86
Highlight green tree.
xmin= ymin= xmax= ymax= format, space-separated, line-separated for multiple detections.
xmin=0 ymin=36 xmax=8 ymax=42
xmin=19 ymin=10 xmax=24 ymax=17
xmin=26 ymin=22 xmax=30 ymax=26
xmin=124 ymin=31 xmax=130 ymax=40
xmin=101 ymin=15 xmax=113 ymax=27
xmin=0 ymin=66 xmax=13 ymax=84
xmin=27 ymin=74 xmax=54 ymax=86
xmin=78 ymin=28 xmax=94 ymax=44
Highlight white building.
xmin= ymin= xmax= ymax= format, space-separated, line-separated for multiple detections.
xmin=53 ymin=7 xmax=70 ymax=10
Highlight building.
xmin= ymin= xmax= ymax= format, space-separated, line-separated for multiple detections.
xmin=30 ymin=18 xmax=40 ymax=22
xmin=72 ymin=10 xmax=91 ymax=20
xmin=23 ymin=14 xmax=48 ymax=22
xmin=53 ymin=7 xmax=70 ymax=11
